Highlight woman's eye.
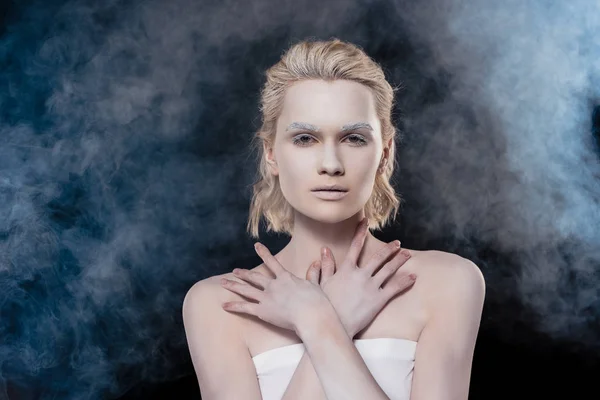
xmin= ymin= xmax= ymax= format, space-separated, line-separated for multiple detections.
xmin=292 ymin=135 xmax=314 ymax=146
xmin=292 ymin=134 xmax=367 ymax=147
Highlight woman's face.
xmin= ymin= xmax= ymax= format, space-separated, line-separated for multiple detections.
xmin=265 ymin=79 xmax=389 ymax=223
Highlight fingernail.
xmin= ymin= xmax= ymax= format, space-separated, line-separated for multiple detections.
xmin=321 ymin=247 xmax=327 ymax=257
xmin=394 ymin=240 xmax=401 ymax=248
xmin=254 ymin=242 xmax=260 ymax=251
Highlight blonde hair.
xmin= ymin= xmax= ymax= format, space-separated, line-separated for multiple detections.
xmin=246 ymin=37 xmax=405 ymax=239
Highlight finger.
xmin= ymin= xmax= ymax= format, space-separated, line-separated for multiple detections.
xmin=343 ymin=217 xmax=369 ymax=270
xmin=222 ymin=300 xmax=259 ymax=316
xmin=315 ymin=260 xmax=323 ymax=284
xmin=254 ymin=242 xmax=286 ymax=277
xmin=379 ymin=272 xmax=417 ymax=302
xmin=371 ymin=248 xmax=411 ymax=288
xmin=320 ymin=247 xmax=335 ymax=281
xmin=220 ymin=278 xmax=265 ymax=302
xmin=305 ymin=261 xmax=321 ymax=284
xmin=233 ymin=268 xmax=272 ymax=289
xmin=364 ymin=240 xmax=402 ymax=277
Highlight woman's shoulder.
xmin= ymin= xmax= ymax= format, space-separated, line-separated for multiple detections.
xmin=413 ymin=250 xmax=484 ymax=311
xmin=412 ymin=249 xmax=469 ymax=272
xmin=182 ymin=272 xmax=256 ymax=344
xmin=186 ymin=273 xmax=225 ymax=294
xmin=189 ymin=270 xmax=249 ymax=304
xmin=183 ymin=276 xmax=225 ymax=313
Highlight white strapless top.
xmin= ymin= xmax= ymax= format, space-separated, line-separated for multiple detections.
xmin=252 ymin=338 xmax=417 ymax=400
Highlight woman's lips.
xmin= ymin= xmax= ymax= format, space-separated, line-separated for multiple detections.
xmin=311 ymin=190 xmax=349 ymax=200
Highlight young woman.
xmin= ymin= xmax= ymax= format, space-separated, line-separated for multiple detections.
xmin=182 ymin=38 xmax=486 ymax=400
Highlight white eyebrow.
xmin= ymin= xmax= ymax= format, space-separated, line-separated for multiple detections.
xmin=285 ymin=122 xmax=374 ymax=133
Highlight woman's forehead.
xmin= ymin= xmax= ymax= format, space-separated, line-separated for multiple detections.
xmin=283 ymin=79 xmax=374 ymax=105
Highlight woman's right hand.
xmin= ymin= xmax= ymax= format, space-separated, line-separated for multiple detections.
xmin=306 ymin=218 xmax=416 ymax=338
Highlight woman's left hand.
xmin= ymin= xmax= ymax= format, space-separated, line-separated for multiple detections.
xmin=220 ymin=242 xmax=330 ymax=334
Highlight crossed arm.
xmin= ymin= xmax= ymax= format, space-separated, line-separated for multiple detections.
xmin=280 ymin=256 xmax=486 ymax=400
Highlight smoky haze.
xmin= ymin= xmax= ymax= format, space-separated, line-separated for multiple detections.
xmin=0 ymin=0 xmax=598 ymax=398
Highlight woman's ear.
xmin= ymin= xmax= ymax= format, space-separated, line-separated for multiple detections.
xmin=263 ymin=143 xmax=279 ymax=176
xmin=383 ymin=137 xmax=392 ymax=159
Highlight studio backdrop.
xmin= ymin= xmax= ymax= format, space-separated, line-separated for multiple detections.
xmin=0 ymin=0 xmax=598 ymax=399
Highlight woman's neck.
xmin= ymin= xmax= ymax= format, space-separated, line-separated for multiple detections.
xmin=275 ymin=232 xmax=384 ymax=279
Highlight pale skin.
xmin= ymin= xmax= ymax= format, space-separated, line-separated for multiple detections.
xmin=263 ymin=78 xmax=393 ymax=281
xmin=222 ymin=218 xmax=418 ymax=400
xmin=182 ymin=79 xmax=486 ymax=399
xmin=225 ymin=218 xmax=415 ymax=336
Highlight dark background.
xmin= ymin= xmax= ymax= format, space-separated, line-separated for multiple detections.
xmin=1 ymin=0 xmax=598 ymax=399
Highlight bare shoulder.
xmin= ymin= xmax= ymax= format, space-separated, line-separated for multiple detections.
xmin=184 ymin=273 xmax=231 ymax=305
xmin=415 ymin=250 xmax=486 ymax=312
xmin=414 ymin=250 xmax=483 ymax=278
xmin=184 ymin=271 xmax=251 ymax=312
xmin=183 ymin=272 xmax=259 ymax=339
xmin=182 ymin=276 xmax=264 ymax=399
xmin=182 ymin=276 xmax=231 ymax=332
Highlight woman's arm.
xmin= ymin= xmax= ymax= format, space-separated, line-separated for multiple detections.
xmin=292 ymin=301 xmax=391 ymax=400
xmin=410 ymin=258 xmax=486 ymax=400
xmin=281 ymin=348 xmax=334 ymax=399
xmin=281 ymin=254 xmax=485 ymax=400
xmin=183 ymin=279 xmax=263 ymax=399
xmin=281 ymin=323 xmax=357 ymax=400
